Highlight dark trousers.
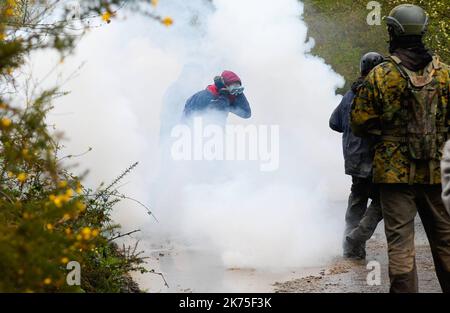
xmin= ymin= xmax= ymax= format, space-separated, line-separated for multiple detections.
xmin=344 ymin=177 xmax=383 ymax=253
xmin=380 ymin=184 xmax=450 ymax=293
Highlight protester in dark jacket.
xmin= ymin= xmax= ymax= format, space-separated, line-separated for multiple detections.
xmin=329 ymin=52 xmax=384 ymax=259
xmin=330 ymin=80 xmax=373 ymax=179
xmin=183 ymin=71 xmax=251 ymax=125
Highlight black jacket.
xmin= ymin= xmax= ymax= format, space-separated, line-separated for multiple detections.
xmin=329 ymin=89 xmax=374 ymax=178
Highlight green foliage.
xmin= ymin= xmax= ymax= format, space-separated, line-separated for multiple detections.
xmin=0 ymin=93 xmax=148 ymax=292
xmin=0 ymin=0 xmax=167 ymax=293
xmin=303 ymin=0 xmax=449 ymax=92
xmin=0 ymin=95 xmax=147 ymax=292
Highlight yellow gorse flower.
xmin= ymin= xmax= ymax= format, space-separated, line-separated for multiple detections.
xmin=43 ymin=278 xmax=52 ymax=285
xmin=81 ymin=227 xmax=92 ymax=240
xmin=76 ymin=201 xmax=87 ymax=212
xmin=5 ymin=8 xmax=14 ymax=16
xmin=49 ymin=191 xmax=73 ymax=207
xmin=102 ymin=11 xmax=112 ymax=23
xmin=17 ymin=173 xmax=27 ymax=183
xmin=5 ymin=0 xmax=17 ymax=16
xmin=76 ymin=182 xmax=82 ymax=194
xmin=161 ymin=17 xmax=173 ymax=27
xmin=53 ymin=197 xmax=62 ymax=208
xmin=1 ymin=117 xmax=12 ymax=128
xmin=65 ymin=188 xmax=74 ymax=197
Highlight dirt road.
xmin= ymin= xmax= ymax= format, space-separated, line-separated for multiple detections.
xmin=273 ymin=220 xmax=441 ymax=293
xmin=136 ymin=219 xmax=442 ymax=293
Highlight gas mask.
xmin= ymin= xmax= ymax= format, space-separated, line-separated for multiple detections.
xmin=227 ymin=83 xmax=245 ymax=96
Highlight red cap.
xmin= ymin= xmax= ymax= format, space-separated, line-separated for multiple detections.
xmin=221 ymin=70 xmax=241 ymax=86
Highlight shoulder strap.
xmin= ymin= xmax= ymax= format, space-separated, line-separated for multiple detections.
xmin=388 ymin=55 xmax=437 ymax=88
xmin=432 ymin=56 xmax=441 ymax=70
xmin=390 ymin=55 xmax=402 ymax=65
xmin=388 ymin=55 xmax=410 ymax=81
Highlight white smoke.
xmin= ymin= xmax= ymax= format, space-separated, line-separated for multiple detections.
xmin=34 ymin=0 xmax=348 ymax=276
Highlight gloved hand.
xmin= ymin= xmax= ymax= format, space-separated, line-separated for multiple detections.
xmin=214 ymin=76 xmax=230 ymax=96
xmin=219 ymin=87 xmax=231 ymax=96
xmin=214 ymin=76 xmax=226 ymax=90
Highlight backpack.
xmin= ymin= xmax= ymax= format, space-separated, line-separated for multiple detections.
xmin=385 ymin=55 xmax=447 ymax=183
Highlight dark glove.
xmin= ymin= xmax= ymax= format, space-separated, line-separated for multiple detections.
xmin=218 ymin=88 xmax=230 ymax=96
xmin=214 ymin=76 xmax=226 ymax=90
xmin=213 ymin=76 xmax=229 ymax=96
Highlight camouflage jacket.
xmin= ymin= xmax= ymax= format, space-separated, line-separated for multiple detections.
xmin=351 ymin=57 xmax=450 ymax=184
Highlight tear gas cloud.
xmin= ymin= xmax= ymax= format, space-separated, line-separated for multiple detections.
xmin=34 ymin=0 xmax=348 ymax=271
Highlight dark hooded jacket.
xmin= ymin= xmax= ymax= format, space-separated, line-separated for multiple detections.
xmin=329 ymin=79 xmax=374 ymax=178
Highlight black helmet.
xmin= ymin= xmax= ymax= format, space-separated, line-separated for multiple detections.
xmin=360 ymin=52 xmax=384 ymax=76
xmin=385 ymin=4 xmax=428 ymax=37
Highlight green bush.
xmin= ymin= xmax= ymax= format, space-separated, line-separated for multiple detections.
xmin=0 ymin=0 xmax=169 ymax=293
xmin=303 ymin=0 xmax=449 ymax=92
xmin=0 ymin=95 xmax=147 ymax=292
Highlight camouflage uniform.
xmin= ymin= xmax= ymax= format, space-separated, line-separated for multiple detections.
xmin=351 ymin=57 xmax=450 ymax=185
xmin=351 ymin=56 xmax=450 ymax=293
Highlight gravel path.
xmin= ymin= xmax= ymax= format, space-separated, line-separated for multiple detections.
xmin=273 ymin=220 xmax=442 ymax=293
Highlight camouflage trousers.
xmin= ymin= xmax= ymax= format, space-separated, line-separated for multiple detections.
xmin=380 ymin=184 xmax=450 ymax=293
